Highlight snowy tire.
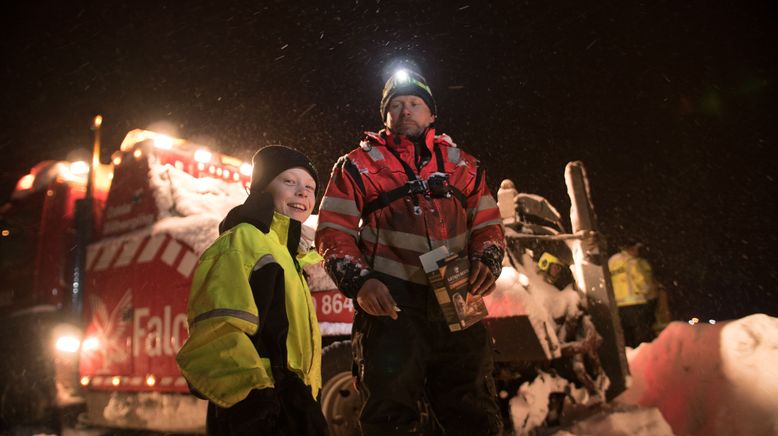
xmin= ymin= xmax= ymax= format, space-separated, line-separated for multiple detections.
xmin=321 ymin=340 xmax=362 ymax=436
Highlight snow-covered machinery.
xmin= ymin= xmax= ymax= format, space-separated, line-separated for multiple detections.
xmin=316 ymin=162 xmax=630 ymax=436
xmin=485 ymin=163 xmax=630 ymax=434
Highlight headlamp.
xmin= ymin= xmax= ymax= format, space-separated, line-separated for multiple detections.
xmin=394 ymin=69 xmax=410 ymax=83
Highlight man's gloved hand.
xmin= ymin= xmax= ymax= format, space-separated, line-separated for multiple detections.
xmin=356 ymin=278 xmax=399 ymax=319
xmin=470 ymin=260 xmax=497 ymax=296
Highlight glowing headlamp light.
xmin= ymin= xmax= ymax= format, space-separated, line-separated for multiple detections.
xmin=394 ymin=69 xmax=410 ymax=83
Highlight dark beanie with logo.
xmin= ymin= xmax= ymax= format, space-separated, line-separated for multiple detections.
xmin=380 ymin=69 xmax=437 ymax=120
xmin=249 ymin=145 xmax=320 ymax=197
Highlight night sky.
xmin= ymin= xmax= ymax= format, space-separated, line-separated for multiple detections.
xmin=2 ymin=1 xmax=775 ymax=320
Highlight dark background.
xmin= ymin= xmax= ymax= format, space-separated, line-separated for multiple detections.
xmin=2 ymin=1 xmax=775 ymax=320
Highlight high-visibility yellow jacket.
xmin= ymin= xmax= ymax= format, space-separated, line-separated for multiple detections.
xmin=608 ymin=250 xmax=658 ymax=307
xmin=176 ymin=206 xmax=322 ymax=408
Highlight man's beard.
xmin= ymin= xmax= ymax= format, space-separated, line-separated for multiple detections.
xmin=390 ymin=121 xmax=426 ymax=139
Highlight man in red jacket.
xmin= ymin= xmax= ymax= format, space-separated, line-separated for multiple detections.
xmin=316 ymin=68 xmax=505 ymax=435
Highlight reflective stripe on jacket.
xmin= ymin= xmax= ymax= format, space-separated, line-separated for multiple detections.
xmin=316 ymin=128 xmax=504 ymax=297
xmin=608 ymin=251 xmax=658 ymax=307
xmin=176 ymin=212 xmax=322 ymax=408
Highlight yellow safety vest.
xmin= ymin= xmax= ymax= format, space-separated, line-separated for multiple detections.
xmin=176 ymin=212 xmax=322 ymax=408
xmin=608 ymin=251 xmax=658 ymax=307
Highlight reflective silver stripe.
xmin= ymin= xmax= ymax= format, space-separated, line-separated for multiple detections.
xmin=447 ymin=147 xmax=461 ymax=164
xmin=471 ymin=218 xmax=503 ymax=232
xmin=443 ymin=232 xmax=468 ymax=254
xmin=372 ymin=255 xmax=428 ymax=285
xmin=361 ymin=227 xmax=430 ymax=252
xmin=476 ymin=195 xmax=498 ymax=212
xmin=319 ymin=196 xmax=361 ymax=217
xmin=361 ymin=227 xmax=469 ymax=255
xmin=317 ymin=222 xmax=360 ymax=239
xmin=193 ymin=309 xmax=258 ymax=326
xmin=253 ymin=254 xmax=277 ymax=271
xmin=366 ymin=147 xmax=384 ymax=162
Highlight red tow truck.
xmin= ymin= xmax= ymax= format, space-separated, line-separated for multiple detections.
xmin=0 ymin=126 xmax=353 ymax=433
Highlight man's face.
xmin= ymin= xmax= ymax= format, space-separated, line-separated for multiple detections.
xmin=548 ymin=263 xmax=563 ymax=279
xmin=264 ymin=167 xmax=316 ymax=223
xmin=385 ymin=95 xmax=435 ymax=137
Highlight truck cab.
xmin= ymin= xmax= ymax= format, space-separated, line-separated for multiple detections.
xmin=0 ymin=159 xmax=109 ymax=431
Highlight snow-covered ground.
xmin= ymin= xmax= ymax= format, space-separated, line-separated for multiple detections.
xmin=616 ymin=314 xmax=778 ymax=436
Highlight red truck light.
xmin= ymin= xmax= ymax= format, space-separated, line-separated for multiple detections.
xmin=55 ymin=335 xmax=81 ymax=353
xmin=52 ymin=323 xmax=83 ymax=354
xmin=193 ymin=149 xmax=212 ymax=163
xmin=17 ymin=174 xmax=35 ymax=191
xmin=153 ymin=135 xmax=174 ymax=150
xmin=69 ymin=161 xmax=89 ymax=176
xmin=82 ymin=336 xmax=100 ymax=351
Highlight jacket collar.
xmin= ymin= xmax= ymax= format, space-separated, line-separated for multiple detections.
xmin=268 ymin=210 xmax=300 ymax=257
xmin=219 ymin=191 xmax=274 ymax=234
xmin=370 ymin=128 xmax=437 ymax=153
xmin=219 ymin=192 xmax=304 ymax=258
xmin=268 ymin=213 xmax=323 ymax=266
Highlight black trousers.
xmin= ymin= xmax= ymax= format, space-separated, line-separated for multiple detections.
xmin=205 ymin=370 xmax=329 ymax=436
xmin=618 ymin=301 xmax=657 ymax=348
xmin=352 ymin=301 xmax=502 ymax=436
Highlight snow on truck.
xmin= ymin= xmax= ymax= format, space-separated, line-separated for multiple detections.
xmin=0 ymin=126 xmax=627 ymax=435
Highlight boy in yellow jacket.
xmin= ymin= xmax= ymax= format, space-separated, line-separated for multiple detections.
xmin=177 ymin=145 xmax=328 ymax=436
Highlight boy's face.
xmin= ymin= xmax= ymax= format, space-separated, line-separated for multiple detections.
xmin=264 ymin=167 xmax=316 ymax=223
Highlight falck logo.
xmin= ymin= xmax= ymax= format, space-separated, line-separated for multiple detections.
xmin=87 ymin=289 xmax=133 ymax=373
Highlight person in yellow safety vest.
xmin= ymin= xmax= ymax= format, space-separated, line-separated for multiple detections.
xmin=608 ymin=240 xmax=659 ymax=348
xmin=176 ymin=146 xmax=328 ymax=436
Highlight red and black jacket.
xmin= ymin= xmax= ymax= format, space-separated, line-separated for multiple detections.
xmin=315 ymin=128 xmax=504 ymax=301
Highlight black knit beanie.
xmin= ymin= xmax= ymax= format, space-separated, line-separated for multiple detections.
xmin=249 ymin=145 xmax=320 ymax=197
xmin=380 ymin=69 xmax=437 ymax=121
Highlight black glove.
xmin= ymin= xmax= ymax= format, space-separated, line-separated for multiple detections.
xmin=226 ymin=387 xmax=283 ymax=435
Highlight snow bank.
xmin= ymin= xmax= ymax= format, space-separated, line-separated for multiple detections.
xmin=100 ymin=391 xmax=205 ymax=433
xmin=554 ymin=403 xmax=673 ymax=436
xmin=510 ymin=371 xmax=593 ymax=434
xmin=617 ymin=314 xmax=778 ymax=436
xmin=319 ymin=322 xmax=352 ymax=337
